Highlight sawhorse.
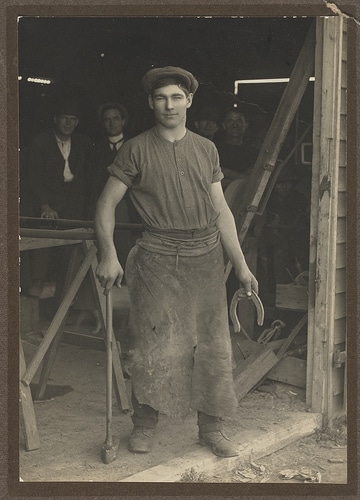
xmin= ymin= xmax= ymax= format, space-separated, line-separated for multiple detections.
xmin=20 ymin=230 xmax=130 ymax=451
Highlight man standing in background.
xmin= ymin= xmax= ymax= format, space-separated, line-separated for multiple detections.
xmin=21 ymin=98 xmax=91 ymax=298
xmin=87 ymin=101 xmax=139 ymax=267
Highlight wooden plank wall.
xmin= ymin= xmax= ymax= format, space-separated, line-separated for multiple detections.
xmin=307 ymin=17 xmax=346 ymax=424
xmin=332 ymin=20 xmax=347 ymax=419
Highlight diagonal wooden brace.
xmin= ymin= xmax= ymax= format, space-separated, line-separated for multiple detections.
xmin=21 ymin=244 xmax=97 ymax=387
xmin=224 ymin=21 xmax=316 ymax=283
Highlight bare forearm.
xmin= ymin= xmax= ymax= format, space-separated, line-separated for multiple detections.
xmin=217 ymin=206 xmax=258 ymax=294
xmin=94 ymin=196 xmax=117 ymax=259
xmin=216 ymin=204 xmax=247 ymax=269
xmin=94 ymin=177 xmax=127 ymax=258
xmin=210 ymin=181 xmax=258 ymax=294
xmin=94 ymin=177 xmax=128 ymax=291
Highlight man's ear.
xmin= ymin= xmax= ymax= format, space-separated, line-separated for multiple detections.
xmin=186 ymin=93 xmax=193 ymax=109
xmin=148 ymin=95 xmax=154 ymax=110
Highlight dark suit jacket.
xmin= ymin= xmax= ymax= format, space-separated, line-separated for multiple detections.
xmin=87 ymin=138 xmax=118 ymax=218
xmin=26 ymin=129 xmax=92 ymax=219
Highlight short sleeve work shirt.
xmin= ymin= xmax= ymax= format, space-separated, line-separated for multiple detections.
xmin=108 ymin=128 xmax=224 ymax=230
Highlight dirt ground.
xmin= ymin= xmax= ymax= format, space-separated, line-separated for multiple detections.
xmin=179 ymin=424 xmax=347 ymax=483
xmin=19 ymin=297 xmax=348 ymax=484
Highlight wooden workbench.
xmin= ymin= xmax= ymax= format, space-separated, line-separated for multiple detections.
xmin=19 ymin=227 xmax=131 ymax=451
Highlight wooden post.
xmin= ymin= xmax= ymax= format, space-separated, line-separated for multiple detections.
xmin=19 ymin=341 xmax=40 ymax=450
xmin=306 ymin=17 xmax=344 ymax=423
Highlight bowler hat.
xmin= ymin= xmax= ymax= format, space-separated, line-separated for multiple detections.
xmin=196 ymin=105 xmax=220 ymax=123
xmin=54 ymin=98 xmax=80 ymax=117
xmin=277 ymin=166 xmax=300 ymax=183
xmin=142 ymin=66 xmax=199 ymax=95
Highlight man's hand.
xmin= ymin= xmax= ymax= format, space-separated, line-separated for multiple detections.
xmin=96 ymin=257 xmax=124 ymax=293
xmin=234 ymin=265 xmax=258 ymax=297
xmin=41 ymin=204 xmax=59 ymax=219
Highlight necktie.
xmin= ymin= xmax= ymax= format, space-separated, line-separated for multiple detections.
xmin=109 ymin=138 xmax=124 ymax=151
xmin=57 ymin=138 xmax=74 ymax=182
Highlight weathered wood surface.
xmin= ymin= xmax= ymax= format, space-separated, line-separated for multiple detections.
xmin=268 ymin=356 xmax=306 ymax=388
xmin=20 ymin=341 xmax=40 ymax=451
xmin=276 ymin=284 xmax=308 ymax=311
xmin=233 ymin=344 xmax=278 ymax=400
xmin=306 ymin=16 xmax=346 ymax=422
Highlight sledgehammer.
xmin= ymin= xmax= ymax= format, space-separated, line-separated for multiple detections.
xmin=101 ymin=288 xmax=119 ymax=464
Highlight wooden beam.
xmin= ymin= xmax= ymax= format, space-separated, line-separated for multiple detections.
xmin=276 ymin=284 xmax=308 ymax=311
xmin=20 ymin=227 xmax=97 ymax=241
xmin=225 ymin=20 xmax=316 ymax=280
xmin=276 ymin=314 xmax=308 ymax=361
xmin=20 ymin=237 xmax=82 ymax=251
xmin=19 ymin=341 xmax=40 ymax=450
xmin=233 ymin=344 xmax=278 ymax=400
xmin=267 ymin=356 xmax=306 ymax=389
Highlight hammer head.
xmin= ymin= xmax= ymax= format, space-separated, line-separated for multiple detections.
xmin=101 ymin=440 xmax=119 ymax=464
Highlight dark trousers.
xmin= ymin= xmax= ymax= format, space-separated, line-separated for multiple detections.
xmin=131 ymin=394 xmax=221 ymax=430
xmin=131 ymin=394 xmax=159 ymax=429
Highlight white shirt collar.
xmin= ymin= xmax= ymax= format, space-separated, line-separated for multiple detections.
xmin=108 ymin=133 xmax=124 ymax=144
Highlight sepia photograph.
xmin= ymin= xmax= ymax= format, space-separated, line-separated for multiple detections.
xmin=2 ymin=2 xmax=357 ymax=496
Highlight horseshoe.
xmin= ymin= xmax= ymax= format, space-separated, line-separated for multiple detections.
xmin=230 ymin=288 xmax=264 ymax=334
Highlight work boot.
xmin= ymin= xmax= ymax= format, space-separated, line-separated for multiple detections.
xmin=128 ymin=426 xmax=155 ymax=453
xmin=128 ymin=395 xmax=158 ymax=453
xmin=197 ymin=411 xmax=238 ymax=458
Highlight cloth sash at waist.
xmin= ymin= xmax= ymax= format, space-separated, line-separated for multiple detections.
xmin=137 ymin=226 xmax=220 ymax=259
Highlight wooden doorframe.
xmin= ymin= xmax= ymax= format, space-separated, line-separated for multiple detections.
xmin=307 ymin=16 xmax=344 ymax=423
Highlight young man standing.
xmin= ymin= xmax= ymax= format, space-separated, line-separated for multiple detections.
xmin=95 ymin=66 xmax=257 ymax=458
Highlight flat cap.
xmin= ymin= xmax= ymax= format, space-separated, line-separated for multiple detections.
xmin=142 ymin=66 xmax=199 ymax=95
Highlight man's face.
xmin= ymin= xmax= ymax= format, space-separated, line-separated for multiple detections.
xmin=54 ymin=114 xmax=79 ymax=138
xmin=148 ymin=84 xmax=193 ymax=129
xmin=102 ymin=108 xmax=125 ymax=137
xmin=274 ymin=180 xmax=294 ymax=198
xmin=222 ymin=111 xmax=248 ymax=138
xmin=195 ymin=119 xmax=219 ymax=139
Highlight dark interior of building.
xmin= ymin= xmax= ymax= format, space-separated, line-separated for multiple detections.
xmin=18 ymin=16 xmax=314 ymax=141
xmin=19 ymin=15 xmax=315 ymax=333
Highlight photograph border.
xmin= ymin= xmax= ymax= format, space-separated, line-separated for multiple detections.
xmin=1 ymin=1 xmax=359 ymax=498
